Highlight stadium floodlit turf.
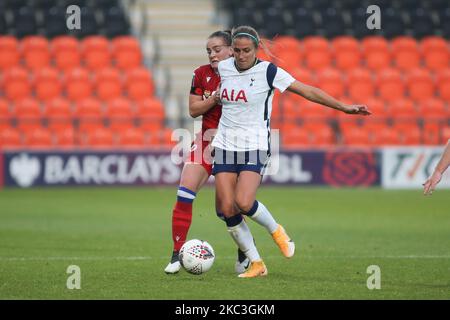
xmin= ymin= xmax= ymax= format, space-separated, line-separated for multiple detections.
xmin=0 ymin=187 xmax=449 ymax=299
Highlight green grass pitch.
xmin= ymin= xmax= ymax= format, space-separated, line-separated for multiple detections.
xmin=0 ymin=187 xmax=449 ymax=299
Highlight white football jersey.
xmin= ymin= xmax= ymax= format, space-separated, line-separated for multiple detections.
xmin=212 ymin=57 xmax=295 ymax=152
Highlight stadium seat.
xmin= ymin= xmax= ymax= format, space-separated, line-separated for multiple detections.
xmin=21 ymin=36 xmax=50 ymax=70
xmin=361 ymin=37 xmax=391 ymax=71
xmin=13 ymin=97 xmax=42 ymax=120
xmin=302 ymin=36 xmax=331 ymax=70
xmin=421 ymin=36 xmax=449 ymax=71
xmin=391 ymin=36 xmax=421 ymax=71
xmin=23 ymin=127 xmax=53 ymax=148
xmin=135 ymin=98 xmax=164 ymax=131
xmin=436 ymin=68 xmax=450 ymax=101
xmin=282 ymin=128 xmax=310 ymax=147
xmin=393 ymin=122 xmax=422 ymax=145
xmin=0 ymin=99 xmax=11 ymax=128
xmin=381 ymin=7 xmax=406 ymax=39
xmin=377 ymin=68 xmax=406 ymax=102
xmin=341 ymin=126 xmax=370 ymax=146
xmin=125 ymin=67 xmax=155 ymax=101
xmin=321 ymin=8 xmax=346 ymax=39
xmin=53 ymin=125 xmax=76 ymax=147
xmin=346 ymin=68 xmax=375 ymax=102
xmin=75 ymin=97 xmax=104 ymax=132
xmin=82 ymin=36 xmax=112 ymax=71
xmin=442 ymin=126 xmax=450 ymax=143
xmin=389 ymin=98 xmax=419 ymax=123
xmin=331 ymin=36 xmax=362 ymax=70
xmin=409 ymin=8 xmax=435 ymax=39
xmin=0 ymin=36 xmax=19 ymax=70
xmin=3 ymin=67 xmax=31 ymax=101
xmin=83 ymin=127 xmax=115 ymax=148
xmin=43 ymin=6 xmax=68 ymax=38
xmin=422 ymin=121 xmax=442 ymax=145
xmin=51 ymin=36 xmax=81 ymax=70
xmin=360 ymin=97 xmax=388 ymax=123
xmin=44 ymin=97 xmax=73 ymax=130
xmin=367 ymin=124 xmax=399 ymax=146
xmin=291 ymin=7 xmax=317 ymax=39
xmin=95 ymin=67 xmax=123 ymax=101
xmin=112 ymin=36 xmax=143 ymax=70
xmin=34 ymin=67 xmax=62 ymax=101
xmin=281 ymin=98 xmax=301 ymax=121
xmin=116 ymin=127 xmax=146 ymax=147
xmin=0 ymin=127 xmax=22 ymax=148
xmin=103 ymin=6 xmax=131 ymax=38
xmin=64 ymin=68 xmax=93 ymax=101
xmin=315 ymin=68 xmax=345 ymax=99
xmin=406 ymin=68 xmax=435 ymax=102
xmin=419 ymin=98 xmax=448 ymax=120
xmin=106 ymin=97 xmax=134 ymax=131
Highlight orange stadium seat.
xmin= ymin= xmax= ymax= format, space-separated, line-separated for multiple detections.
xmin=346 ymin=68 xmax=375 ymax=102
xmin=53 ymin=126 xmax=76 ymax=147
xmin=281 ymin=128 xmax=309 ymax=146
xmin=421 ymin=36 xmax=450 ymax=71
xmin=21 ymin=36 xmax=50 ymax=70
xmin=300 ymin=99 xmax=337 ymax=120
xmin=361 ymin=36 xmax=391 ymax=71
xmin=13 ymin=97 xmax=42 ymax=120
xmin=257 ymin=38 xmax=273 ymax=62
xmin=23 ymin=126 xmax=53 ymax=147
xmin=418 ymin=98 xmax=448 ymax=121
xmin=274 ymin=50 xmax=303 ymax=71
xmin=107 ymin=97 xmax=134 ymax=131
xmin=389 ymin=98 xmax=418 ymax=123
xmin=64 ymin=67 xmax=93 ymax=101
xmin=75 ymin=97 xmax=104 ymax=132
xmin=331 ymin=36 xmax=361 ymax=70
xmin=436 ymin=68 xmax=450 ymax=101
xmin=34 ymin=67 xmax=62 ymax=101
xmin=116 ymin=127 xmax=146 ymax=147
xmin=302 ymin=36 xmax=331 ymax=70
xmin=83 ymin=127 xmax=114 ymax=147
xmin=422 ymin=121 xmax=442 ymax=145
xmin=135 ymin=97 xmax=164 ymax=131
xmin=3 ymin=67 xmax=31 ymax=101
xmin=341 ymin=126 xmax=370 ymax=146
xmin=302 ymin=122 xmax=334 ymax=146
xmin=391 ymin=36 xmax=421 ymax=71
xmin=393 ymin=122 xmax=422 ymax=145
xmin=95 ymin=67 xmax=123 ymax=101
xmin=112 ymin=36 xmax=143 ymax=70
xmin=377 ymin=68 xmax=405 ymax=102
xmin=367 ymin=124 xmax=399 ymax=146
xmin=282 ymin=98 xmax=301 ymax=120
xmin=406 ymin=68 xmax=435 ymax=102
xmin=51 ymin=36 xmax=81 ymax=71
xmin=82 ymin=36 xmax=111 ymax=70
xmin=316 ymin=68 xmax=345 ymax=99
xmin=272 ymin=36 xmax=301 ymax=53
xmin=125 ymin=67 xmax=155 ymax=101
xmin=290 ymin=68 xmax=316 ymax=86
xmin=0 ymin=36 xmax=19 ymax=70
xmin=44 ymin=97 xmax=73 ymax=129
xmin=0 ymin=127 xmax=22 ymax=148
xmin=359 ymin=97 xmax=388 ymax=124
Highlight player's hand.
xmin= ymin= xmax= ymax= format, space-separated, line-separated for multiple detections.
xmin=212 ymin=83 xmax=221 ymax=104
xmin=423 ymin=171 xmax=442 ymax=195
xmin=342 ymin=104 xmax=371 ymax=115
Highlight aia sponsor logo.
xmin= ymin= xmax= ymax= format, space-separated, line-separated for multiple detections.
xmin=323 ymin=151 xmax=378 ymax=186
xmin=221 ymin=88 xmax=248 ymax=102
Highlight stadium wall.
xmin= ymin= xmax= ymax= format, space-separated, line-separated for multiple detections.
xmin=1 ymin=147 xmax=448 ymax=189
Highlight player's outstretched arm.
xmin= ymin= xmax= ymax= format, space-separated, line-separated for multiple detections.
xmin=286 ymin=80 xmax=371 ymax=116
xmin=423 ymin=140 xmax=450 ymax=195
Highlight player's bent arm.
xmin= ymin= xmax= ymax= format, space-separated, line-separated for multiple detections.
xmin=286 ymin=80 xmax=371 ymax=115
xmin=189 ymin=94 xmax=219 ymax=118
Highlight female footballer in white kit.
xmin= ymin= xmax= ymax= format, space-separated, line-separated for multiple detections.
xmin=212 ymin=26 xmax=371 ymax=278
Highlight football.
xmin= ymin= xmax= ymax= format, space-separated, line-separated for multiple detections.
xmin=179 ymin=239 xmax=215 ymax=275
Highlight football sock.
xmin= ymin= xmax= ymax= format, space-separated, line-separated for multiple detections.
xmin=225 ymin=214 xmax=261 ymax=262
xmin=172 ymin=186 xmax=196 ymax=252
xmin=242 ymin=200 xmax=278 ymax=234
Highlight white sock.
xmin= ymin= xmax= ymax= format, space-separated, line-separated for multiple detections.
xmin=228 ymin=220 xmax=261 ymax=262
xmin=248 ymin=201 xmax=278 ymax=234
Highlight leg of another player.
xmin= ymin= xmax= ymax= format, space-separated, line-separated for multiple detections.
xmin=236 ymin=171 xmax=295 ymax=259
xmin=164 ymin=163 xmax=209 ymax=274
xmin=215 ymin=172 xmax=266 ymax=278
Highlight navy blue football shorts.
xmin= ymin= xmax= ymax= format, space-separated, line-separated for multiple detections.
xmin=212 ymin=148 xmax=270 ymax=176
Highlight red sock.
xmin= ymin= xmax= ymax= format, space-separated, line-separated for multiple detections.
xmin=172 ymin=200 xmax=193 ymax=252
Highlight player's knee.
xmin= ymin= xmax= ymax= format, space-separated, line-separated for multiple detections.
xmin=235 ymin=196 xmax=254 ymax=213
xmin=218 ymin=202 xmax=235 ymax=218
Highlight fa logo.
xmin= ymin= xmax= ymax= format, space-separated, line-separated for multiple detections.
xmin=66 ymin=5 xmax=81 ymax=30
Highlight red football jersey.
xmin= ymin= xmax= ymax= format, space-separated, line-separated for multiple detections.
xmin=190 ymin=64 xmax=222 ymax=132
